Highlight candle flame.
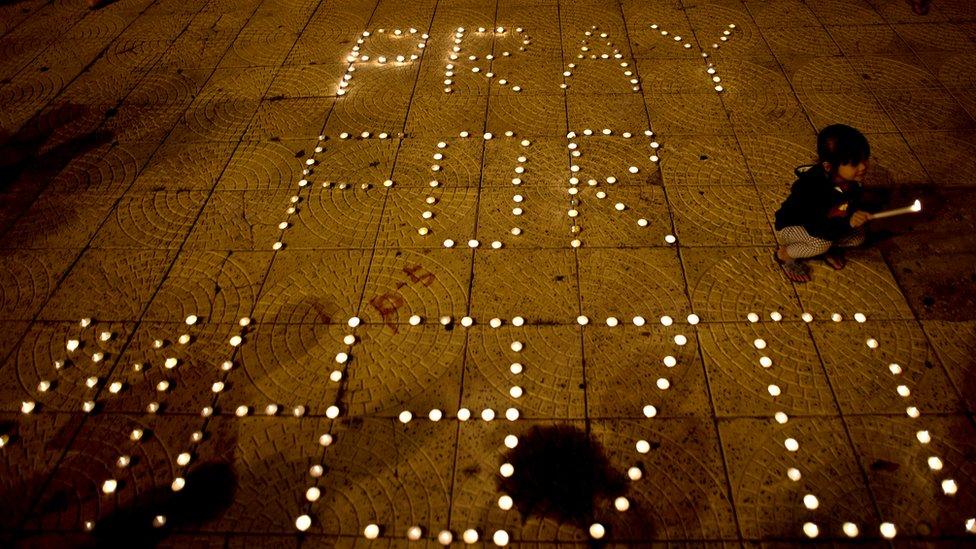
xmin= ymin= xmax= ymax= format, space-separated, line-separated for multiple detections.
xmin=911 ymin=199 xmax=922 ymax=212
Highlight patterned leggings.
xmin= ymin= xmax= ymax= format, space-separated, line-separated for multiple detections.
xmin=776 ymin=225 xmax=865 ymax=259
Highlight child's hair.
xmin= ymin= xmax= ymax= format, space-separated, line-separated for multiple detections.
xmin=816 ymin=124 xmax=870 ymax=170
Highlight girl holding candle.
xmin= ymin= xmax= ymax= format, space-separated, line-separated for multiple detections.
xmin=773 ymin=124 xmax=873 ymax=283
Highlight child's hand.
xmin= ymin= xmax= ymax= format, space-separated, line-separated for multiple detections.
xmin=850 ymin=210 xmax=872 ymax=228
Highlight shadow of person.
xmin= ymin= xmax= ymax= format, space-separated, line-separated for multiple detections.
xmin=0 ymin=102 xmax=114 ymax=194
xmin=88 ymin=461 xmax=236 ymax=548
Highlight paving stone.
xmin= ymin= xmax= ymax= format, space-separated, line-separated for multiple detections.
xmin=921 ymin=320 xmax=976 ymax=412
xmin=253 ymin=250 xmax=371 ymax=324
xmin=393 ymin=137 xmax=483 ymax=188
xmin=315 ymin=417 xmax=453 ymax=537
xmin=800 ymin=91 xmax=897 ymax=133
xmin=570 ymin=137 xmax=662 ymax=187
xmin=0 ymin=320 xmax=133 ymax=413
xmin=481 ymin=137 xmax=568 ymax=188
xmin=828 ymin=24 xmax=916 ymax=57
xmin=669 ymin=185 xmax=774 ymax=246
xmin=698 ymin=321 xmax=837 ymax=417
xmin=469 ymin=249 xmax=578 ymax=323
xmin=0 ymin=249 xmax=76 ymax=319
xmin=762 ymin=27 xmax=842 ymax=58
xmin=590 ymin=418 xmax=739 ymax=541
xmin=342 ymin=324 xmax=465 ymax=417
xmin=215 ymin=139 xmax=316 ymax=191
xmin=362 ymin=248 xmax=473 ymax=325
xmin=810 ymin=320 xmax=963 ymax=414
xmin=376 ymin=187 xmax=478 ymax=248
xmin=578 ymin=248 xmax=689 ymax=318
xmin=245 ymin=98 xmax=334 ymax=141
xmin=0 ymin=192 xmax=118 ymax=249
xmin=487 ymin=93 xmax=567 ymax=137
xmin=464 ymin=326 xmax=584 ymax=419
xmin=406 ymin=93 xmax=489 ymax=136
xmin=39 ymin=249 xmax=175 ymax=322
xmin=845 ymin=414 xmax=976 ymax=538
xmin=736 ymin=132 xmax=816 ymax=187
xmin=185 ymin=189 xmax=299 ymax=251
xmin=900 ymin=130 xmax=976 ymax=187
xmin=144 ymin=251 xmax=272 ymax=323
xmin=682 ymin=247 xmax=802 ymax=322
xmin=132 ymin=140 xmax=239 ymax=191
xmin=475 ymin=186 xmax=575 ymax=248
xmin=230 ymin=322 xmax=345 ymax=410
xmin=91 ymin=191 xmax=208 ymax=249
xmin=0 ymin=412 xmax=84 ymax=529
xmin=643 ymin=93 xmax=734 ymax=136
xmin=450 ymin=419 xmax=588 ymax=543
xmin=661 ymin=135 xmax=749 ymax=186
xmin=876 ymin=88 xmax=976 ymax=132
xmin=723 ymin=89 xmax=814 ymax=135
xmin=791 ymin=249 xmax=915 ymax=321
xmin=283 ymin=185 xmax=386 ymax=249
xmin=44 ymin=140 xmax=157 ymax=195
xmin=583 ymin=326 xmax=710 ymax=418
xmin=719 ymin=416 xmax=878 ymax=539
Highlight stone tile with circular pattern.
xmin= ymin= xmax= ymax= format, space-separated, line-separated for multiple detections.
xmin=470 ymin=249 xmax=578 ymax=323
xmin=252 ymin=250 xmax=372 ymax=325
xmin=920 ymin=320 xmax=976 ymax=413
xmin=799 ymin=91 xmax=897 ymax=133
xmin=578 ymin=247 xmax=689 ymax=319
xmin=184 ymin=189 xmax=300 ymax=251
xmin=0 ymin=320 xmax=133 ymax=413
xmin=698 ymin=321 xmax=838 ymax=417
xmin=473 ymin=186 xmax=571 ymax=249
xmin=722 ymin=89 xmax=814 ymax=135
xmin=245 ymin=98 xmax=334 ymax=141
xmin=90 ymin=191 xmax=208 ymax=249
xmin=361 ymin=247 xmax=473 ymax=325
xmin=845 ymin=414 xmax=976 ymax=538
xmin=392 ymin=137 xmax=484 ymax=188
xmin=463 ymin=325 xmax=584 ymax=419
xmin=900 ymin=130 xmax=976 ymax=187
xmin=583 ymin=325 xmax=710 ymax=419
xmin=660 ymin=135 xmax=755 ymax=187
xmin=131 ymin=140 xmax=239 ymax=191
xmin=0 ymin=412 xmax=85 ymax=529
xmin=681 ymin=247 xmax=802 ymax=322
xmin=643 ymin=93 xmax=735 ymax=136
xmin=810 ymin=320 xmax=963 ymax=414
xmin=229 ymin=322 xmax=347 ymax=410
xmin=314 ymin=417 xmax=453 ymax=537
xmin=375 ymin=186 xmax=479 ymax=248
xmin=719 ymin=416 xmax=878 ymax=540
xmin=669 ymin=185 xmax=774 ymax=246
xmin=100 ymin=321 xmax=245 ymax=415
xmin=406 ymin=93 xmax=489 ymax=137
xmin=481 ymin=137 xmax=569 ymax=188
xmin=39 ymin=249 xmax=176 ymax=322
xmin=0 ymin=192 xmax=118 ymax=249
xmin=791 ymin=249 xmax=915 ymax=321
xmin=283 ymin=185 xmax=386 ymax=249
xmin=341 ymin=324 xmax=465 ymax=418
xmin=487 ymin=93 xmax=567 ymax=137
xmin=215 ymin=139 xmax=317 ymax=191
xmin=449 ymin=419 xmax=588 ymax=543
xmin=0 ymin=249 xmax=77 ymax=320
xmin=590 ymin=418 xmax=739 ymax=541
xmin=143 ymin=251 xmax=272 ymax=324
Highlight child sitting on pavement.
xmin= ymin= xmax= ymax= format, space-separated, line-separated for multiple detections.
xmin=774 ymin=124 xmax=873 ymax=283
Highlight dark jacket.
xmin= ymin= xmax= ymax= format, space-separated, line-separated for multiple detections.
xmin=774 ymin=164 xmax=863 ymax=241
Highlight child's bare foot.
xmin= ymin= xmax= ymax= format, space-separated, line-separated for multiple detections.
xmin=824 ymin=250 xmax=846 ymax=270
xmin=774 ymin=248 xmax=811 ymax=283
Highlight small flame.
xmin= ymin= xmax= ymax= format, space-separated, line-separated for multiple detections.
xmin=911 ymin=199 xmax=922 ymax=212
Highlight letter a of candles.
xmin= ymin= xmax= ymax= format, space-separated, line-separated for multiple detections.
xmin=872 ymin=199 xmax=922 ymax=220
